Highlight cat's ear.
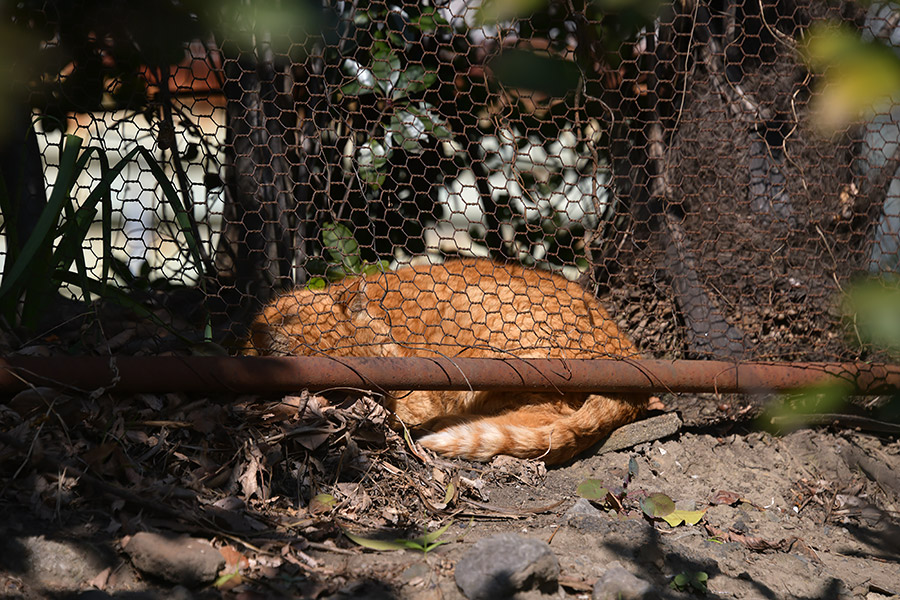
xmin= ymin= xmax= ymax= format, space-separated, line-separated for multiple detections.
xmin=335 ymin=279 xmax=368 ymax=315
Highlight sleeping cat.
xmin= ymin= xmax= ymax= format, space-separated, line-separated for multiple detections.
xmin=246 ymin=258 xmax=647 ymax=464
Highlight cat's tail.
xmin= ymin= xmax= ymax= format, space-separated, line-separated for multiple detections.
xmin=416 ymin=393 xmax=647 ymax=464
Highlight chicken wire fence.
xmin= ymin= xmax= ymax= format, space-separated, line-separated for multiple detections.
xmin=2 ymin=0 xmax=900 ymax=371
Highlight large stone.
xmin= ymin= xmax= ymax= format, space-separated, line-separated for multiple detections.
xmin=0 ymin=535 xmax=111 ymax=592
xmin=124 ymin=532 xmax=224 ymax=587
xmin=455 ymin=533 xmax=559 ymax=600
xmin=592 ymin=561 xmax=655 ymax=600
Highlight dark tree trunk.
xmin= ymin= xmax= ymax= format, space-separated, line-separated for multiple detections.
xmin=0 ymin=106 xmax=48 ymax=259
xmin=215 ymin=38 xmax=304 ymax=318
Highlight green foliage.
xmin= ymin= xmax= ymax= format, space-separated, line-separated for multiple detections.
xmin=576 ymin=479 xmax=610 ymax=501
xmin=844 ymin=278 xmax=900 ymax=356
xmin=758 ymin=381 xmax=853 ymax=433
xmin=475 ymin=0 xmax=549 ymax=26
xmin=306 ymin=223 xmax=391 ymax=289
xmin=577 ymin=459 xmax=705 ymax=527
xmin=757 ymin=275 xmax=900 ymax=434
xmin=640 ymin=493 xmax=705 ymax=527
xmin=344 ymin=521 xmax=453 ymax=554
xmin=3 ymin=0 xmax=663 ymax=303
xmin=489 ymin=49 xmax=581 ymax=97
xmin=0 ymin=133 xmax=205 ymax=329
xmin=802 ymin=23 xmax=900 ymax=131
xmin=309 ymin=493 xmax=337 ymax=514
xmin=670 ymin=571 xmax=708 ymax=595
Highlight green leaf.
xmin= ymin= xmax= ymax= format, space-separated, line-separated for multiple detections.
xmin=640 ymin=493 xmax=675 ymax=518
xmin=475 ymin=0 xmax=548 ymax=25
xmin=844 ymin=279 xmax=900 ymax=354
xmin=344 ymin=532 xmax=416 ymax=552
xmin=393 ymin=63 xmax=435 ymax=99
xmin=322 ymin=223 xmax=362 ymax=273
xmin=370 ymin=44 xmax=401 ymax=96
xmin=671 ymin=571 xmax=708 ymax=593
xmin=627 ymin=456 xmax=639 ymax=483
xmin=390 ymin=113 xmax=428 ymax=152
xmin=802 ymin=23 xmax=900 ymax=130
xmin=0 ymin=134 xmax=84 ymax=303
xmin=414 ymin=521 xmax=452 ymax=546
xmin=406 ymin=104 xmax=454 ymax=140
xmin=312 ymin=493 xmax=336 ymax=507
xmin=442 ymin=482 xmax=456 ymax=505
xmin=360 ymin=169 xmax=387 ymax=190
xmin=358 ymin=139 xmax=390 ymax=171
xmin=213 ymin=571 xmax=241 ymax=589
xmin=306 ymin=277 xmax=327 ymax=290
xmin=340 ymin=80 xmax=366 ymax=96
xmin=54 ymin=201 xmax=95 ymax=304
xmin=345 ymin=533 xmax=410 ymax=551
xmin=576 ymin=479 xmax=609 ymax=501
xmin=489 ymin=49 xmax=581 ymax=97
xmin=361 ymin=260 xmax=390 ymax=276
xmin=132 ymin=146 xmax=206 ymax=277
xmin=309 ymin=493 xmax=337 ymax=514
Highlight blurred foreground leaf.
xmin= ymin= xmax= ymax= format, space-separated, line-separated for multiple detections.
xmin=802 ymin=23 xmax=900 ymax=131
xmin=844 ymin=278 xmax=900 ymax=355
xmin=344 ymin=521 xmax=452 ymax=554
xmin=475 ymin=0 xmax=548 ymax=25
xmin=759 ymin=381 xmax=853 ymax=433
xmin=489 ymin=49 xmax=581 ymax=97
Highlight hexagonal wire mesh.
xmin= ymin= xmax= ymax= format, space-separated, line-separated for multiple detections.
xmin=4 ymin=0 xmax=900 ymax=388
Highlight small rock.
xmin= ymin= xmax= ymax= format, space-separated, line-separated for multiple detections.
xmin=400 ymin=562 xmax=433 ymax=585
xmin=592 ymin=562 xmax=654 ymax=600
xmin=565 ymin=498 xmax=605 ymax=520
xmin=322 ymin=580 xmax=394 ymax=600
xmin=455 ymin=533 xmax=559 ymax=600
xmin=124 ymin=532 xmax=224 ymax=587
xmin=595 ymin=413 xmax=682 ymax=455
xmin=169 ymin=585 xmax=195 ymax=600
xmin=70 ymin=591 xmax=115 ymax=600
xmin=0 ymin=535 xmax=110 ymax=591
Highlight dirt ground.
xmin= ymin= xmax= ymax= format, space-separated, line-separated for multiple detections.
xmin=1 ymin=383 xmax=898 ymax=600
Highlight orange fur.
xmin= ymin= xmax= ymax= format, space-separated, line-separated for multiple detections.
xmin=246 ymin=258 xmax=647 ymax=464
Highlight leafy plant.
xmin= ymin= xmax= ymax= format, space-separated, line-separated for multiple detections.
xmin=759 ymin=276 xmax=900 ymax=432
xmin=577 ymin=458 xmax=705 ymax=526
xmin=0 ymin=132 xmax=207 ymax=329
xmin=344 ymin=521 xmax=453 ymax=555
xmin=670 ymin=571 xmax=708 ymax=595
xmin=802 ymin=22 xmax=900 ymax=131
xmin=576 ymin=457 xmax=638 ymax=510
xmin=640 ymin=493 xmax=705 ymax=528
xmin=306 ymin=223 xmax=391 ymax=289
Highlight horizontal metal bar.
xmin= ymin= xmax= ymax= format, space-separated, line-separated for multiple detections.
xmin=1 ymin=356 xmax=899 ymax=395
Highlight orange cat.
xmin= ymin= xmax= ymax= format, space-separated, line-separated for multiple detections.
xmin=246 ymin=259 xmax=647 ymax=464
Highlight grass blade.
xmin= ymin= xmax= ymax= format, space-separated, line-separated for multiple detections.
xmin=343 ymin=531 xmax=409 ymax=552
xmin=414 ymin=521 xmax=452 ymax=545
xmin=0 ymin=134 xmax=84 ymax=301
xmin=132 ymin=146 xmax=206 ymax=280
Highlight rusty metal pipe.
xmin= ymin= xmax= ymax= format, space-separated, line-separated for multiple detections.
xmin=1 ymin=356 xmax=899 ymax=395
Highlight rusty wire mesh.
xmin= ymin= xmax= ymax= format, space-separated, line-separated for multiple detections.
xmin=3 ymin=0 xmax=900 ymax=375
